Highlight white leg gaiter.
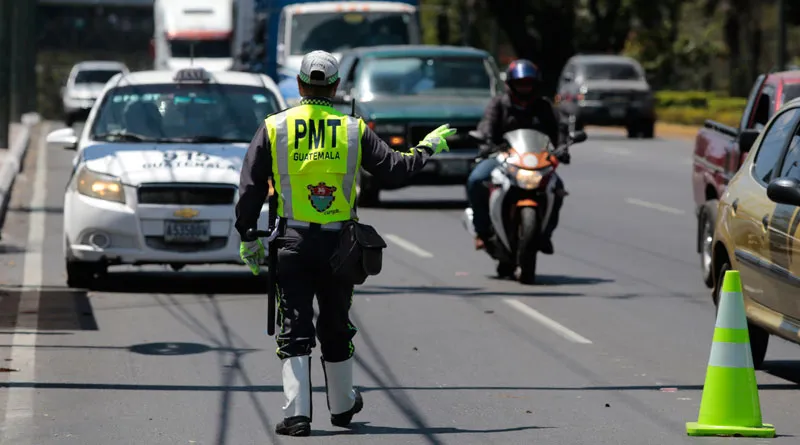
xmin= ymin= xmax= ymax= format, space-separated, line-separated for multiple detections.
xmin=281 ymin=356 xmax=312 ymax=418
xmin=323 ymin=357 xmax=356 ymax=415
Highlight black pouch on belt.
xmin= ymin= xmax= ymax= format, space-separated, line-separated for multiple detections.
xmin=329 ymin=220 xmax=387 ymax=285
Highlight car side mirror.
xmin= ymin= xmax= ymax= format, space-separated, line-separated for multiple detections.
xmin=46 ymin=127 xmax=78 ymax=149
xmin=570 ymin=130 xmax=587 ymax=143
xmin=767 ymin=177 xmax=800 ymax=207
xmin=738 ymin=129 xmax=760 ymax=153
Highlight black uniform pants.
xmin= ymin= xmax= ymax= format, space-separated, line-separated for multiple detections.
xmin=274 ymin=225 xmax=357 ymax=363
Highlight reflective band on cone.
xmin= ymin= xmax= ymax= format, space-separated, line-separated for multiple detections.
xmin=686 ymin=270 xmax=776 ymax=438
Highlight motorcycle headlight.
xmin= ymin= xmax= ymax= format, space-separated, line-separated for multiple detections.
xmin=76 ymin=167 xmax=125 ymax=204
xmin=515 ymin=169 xmax=543 ymax=190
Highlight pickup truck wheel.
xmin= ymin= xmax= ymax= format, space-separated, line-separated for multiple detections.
xmin=700 ymin=200 xmax=718 ymax=288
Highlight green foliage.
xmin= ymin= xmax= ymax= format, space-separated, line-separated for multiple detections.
xmin=655 ymin=90 xmax=745 ymax=126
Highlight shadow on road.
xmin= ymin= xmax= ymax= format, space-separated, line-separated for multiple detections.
xmin=311 ymin=422 xmax=551 ymax=436
xmin=355 ymin=284 xmax=584 ymax=298
xmin=5 ymin=205 xmax=64 ymax=214
xmin=763 ymin=361 xmax=800 ymax=386
xmin=0 ymin=286 xmax=97 ymax=330
xmin=90 ymin=271 xmax=269 ymax=294
xmin=0 ymin=244 xmax=26 ymax=254
xmin=369 ymin=199 xmax=467 ymax=210
xmin=486 ymin=274 xmax=614 ymax=286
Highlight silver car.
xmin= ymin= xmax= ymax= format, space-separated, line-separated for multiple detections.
xmin=555 ymin=54 xmax=655 ymax=138
xmin=61 ymin=61 xmax=129 ymax=127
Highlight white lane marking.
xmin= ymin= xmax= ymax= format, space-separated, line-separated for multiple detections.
xmin=3 ymin=125 xmax=47 ymax=442
xmin=503 ymin=298 xmax=593 ymax=344
xmin=625 ymin=198 xmax=686 ymax=215
xmin=385 ymin=234 xmax=434 ymax=258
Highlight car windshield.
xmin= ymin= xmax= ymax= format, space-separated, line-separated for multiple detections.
xmin=783 ymin=84 xmax=800 ymax=104
xmin=75 ymin=70 xmax=122 ymax=84
xmin=169 ymin=38 xmax=232 ymax=58
xmin=290 ymin=11 xmax=413 ymax=55
xmin=583 ymin=62 xmax=642 ymax=81
xmin=89 ymin=83 xmax=281 ymax=143
xmin=356 ymin=56 xmax=494 ymax=98
xmin=503 ymin=129 xmax=553 ymax=154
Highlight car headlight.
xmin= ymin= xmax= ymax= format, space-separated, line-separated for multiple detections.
xmin=515 ymin=169 xmax=543 ymax=190
xmin=76 ymin=167 xmax=125 ymax=203
xmin=374 ymin=124 xmax=405 ymax=134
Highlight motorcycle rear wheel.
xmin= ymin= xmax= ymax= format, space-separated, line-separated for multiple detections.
xmin=517 ymin=207 xmax=538 ymax=284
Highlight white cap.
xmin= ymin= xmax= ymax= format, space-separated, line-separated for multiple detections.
xmin=298 ymin=50 xmax=339 ymax=86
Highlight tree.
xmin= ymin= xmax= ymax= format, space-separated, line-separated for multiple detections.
xmin=478 ymin=0 xmax=577 ymax=96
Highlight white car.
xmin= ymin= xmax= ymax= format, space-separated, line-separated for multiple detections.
xmin=46 ymin=67 xmax=287 ymax=288
xmin=61 ymin=61 xmax=130 ymax=127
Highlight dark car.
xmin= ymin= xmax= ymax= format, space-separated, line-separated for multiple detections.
xmin=555 ymin=54 xmax=655 ymax=138
xmin=332 ymin=45 xmax=504 ymax=206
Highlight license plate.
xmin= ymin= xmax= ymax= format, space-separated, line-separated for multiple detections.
xmin=164 ymin=220 xmax=210 ymax=243
xmin=609 ymin=107 xmax=626 ymax=118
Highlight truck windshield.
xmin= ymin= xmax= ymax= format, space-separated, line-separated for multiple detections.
xmin=583 ymin=63 xmax=643 ymax=81
xmin=90 ymin=84 xmax=281 ymax=142
xmin=783 ymin=84 xmax=800 ymax=104
xmin=75 ymin=70 xmax=122 ymax=84
xmin=290 ymin=11 xmax=413 ymax=55
xmin=356 ymin=56 xmax=494 ymax=98
xmin=169 ymin=38 xmax=232 ymax=58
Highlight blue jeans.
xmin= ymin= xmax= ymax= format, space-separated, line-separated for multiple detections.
xmin=466 ymin=157 xmax=564 ymax=240
xmin=466 ymin=157 xmax=500 ymax=237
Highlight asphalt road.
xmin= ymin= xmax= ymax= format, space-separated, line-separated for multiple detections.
xmin=1 ymin=123 xmax=799 ymax=444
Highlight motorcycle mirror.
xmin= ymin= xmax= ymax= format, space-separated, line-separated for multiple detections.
xmin=468 ymin=130 xmax=486 ymax=142
xmin=570 ymin=130 xmax=587 ymax=144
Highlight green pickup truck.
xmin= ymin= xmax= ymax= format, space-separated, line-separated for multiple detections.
xmin=331 ymin=45 xmax=504 ymax=206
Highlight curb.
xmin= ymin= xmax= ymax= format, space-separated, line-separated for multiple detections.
xmin=0 ymin=113 xmax=42 ymax=239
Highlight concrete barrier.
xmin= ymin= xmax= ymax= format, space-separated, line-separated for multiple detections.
xmin=0 ymin=113 xmax=42 ymax=239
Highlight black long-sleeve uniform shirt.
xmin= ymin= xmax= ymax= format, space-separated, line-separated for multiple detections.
xmin=235 ymin=102 xmax=433 ymax=240
xmin=476 ymin=93 xmax=560 ymax=157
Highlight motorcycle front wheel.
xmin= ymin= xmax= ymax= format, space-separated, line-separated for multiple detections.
xmin=516 ymin=206 xmax=538 ymax=285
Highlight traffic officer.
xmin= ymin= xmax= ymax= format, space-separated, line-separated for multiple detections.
xmin=234 ymin=50 xmax=456 ymax=437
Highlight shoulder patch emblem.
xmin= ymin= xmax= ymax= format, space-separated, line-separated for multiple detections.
xmin=308 ymin=182 xmax=337 ymax=212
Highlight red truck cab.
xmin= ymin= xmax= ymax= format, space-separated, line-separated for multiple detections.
xmin=693 ymin=70 xmax=800 ymax=287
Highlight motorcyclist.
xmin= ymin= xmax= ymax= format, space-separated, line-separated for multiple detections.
xmin=466 ymin=59 xmax=566 ymax=255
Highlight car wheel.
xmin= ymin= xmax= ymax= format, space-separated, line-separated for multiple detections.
xmin=641 ymin=119 xmax=655 ymax=139
xmin=626 ymin=123 xmax=638 ymax=138
xmin=66 ymin=259 xmax=103 ymax=289
xmin=700 ymin=200 xmax=718 ymax=288
xmin=713 ymin=262 xmax=769 ymax=370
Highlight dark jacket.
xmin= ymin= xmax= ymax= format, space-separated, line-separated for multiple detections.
xmin=476 ymin=93 xmax=560 ymax=158
xmin=235 ymin=97 xmax=433 ymax=240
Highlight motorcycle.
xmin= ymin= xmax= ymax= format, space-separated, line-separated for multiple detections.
xmin=462 ymin=128 xmax=588 ymax=284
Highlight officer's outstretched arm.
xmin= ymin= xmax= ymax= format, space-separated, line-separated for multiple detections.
xmin=360 ymin=126 xmax=435 ymax=188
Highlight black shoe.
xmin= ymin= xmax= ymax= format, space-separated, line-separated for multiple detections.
xmin=276 ymin=416 xmax=311 ymax=436
xmin=539 ymin=238 xmax=554 ymax=255
xmin=496 ymin=262 xmax=516 ymax=278
xmin=331 ymin=389 xmax=363 ymax=427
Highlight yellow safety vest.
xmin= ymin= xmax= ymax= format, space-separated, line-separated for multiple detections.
xmin=265 ymin=104 xmax=364 ymax=224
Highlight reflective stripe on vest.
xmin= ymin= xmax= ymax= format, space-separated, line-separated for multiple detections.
xmin=266 ymin=104 xmax=362 ymax=223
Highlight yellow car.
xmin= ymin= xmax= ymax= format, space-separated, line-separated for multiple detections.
xmin=712 ymin=98 xmax=800 ymax=370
